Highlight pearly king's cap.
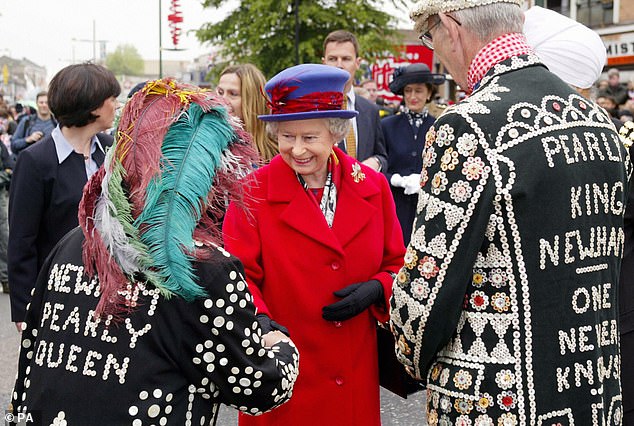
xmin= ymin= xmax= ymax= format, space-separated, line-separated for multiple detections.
xmin=410 ymin=0 xmax=525 ymax=34
xmin=524 ymin=6 xmax=606 ymax=89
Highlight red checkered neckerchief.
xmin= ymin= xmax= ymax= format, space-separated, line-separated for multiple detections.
xmin=467 ymin=32 xmax=534 ymax=93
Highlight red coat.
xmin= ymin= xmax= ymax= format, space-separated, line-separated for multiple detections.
xmin=223 ymin=148 xmax=405 ymax=426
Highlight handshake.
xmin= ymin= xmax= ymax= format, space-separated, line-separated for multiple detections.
xmin=390 ymin=173 xmax=421 ymax=195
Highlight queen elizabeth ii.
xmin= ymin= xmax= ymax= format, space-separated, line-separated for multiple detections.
xmin=223 ymin=64 xmax=406 ymax=425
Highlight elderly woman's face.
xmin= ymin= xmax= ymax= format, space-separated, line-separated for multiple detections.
xmin=404 ymin=83 xmax=430 ymax=113
xmin=216 ymin=73 xmax=243 ymax=121
xmin=277 ymin=118 xmax=336 ymax=185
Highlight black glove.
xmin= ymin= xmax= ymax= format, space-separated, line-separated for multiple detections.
xmin=322 ymin=280 xmax=384 ymax=321
xmin=256 ymin=314 xmax=290 ymax=336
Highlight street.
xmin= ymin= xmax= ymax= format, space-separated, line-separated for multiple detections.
xmin=0 ymin=292 xmax=427 ymax=425
xmin=0 ymin=293 xmax=19 ymax=415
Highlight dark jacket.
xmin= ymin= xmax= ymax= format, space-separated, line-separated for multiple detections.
xmin=382 ymin=112 xmax=436 ymax=244
xmin=8 ymin=132 xmax=111 ymax=322
xmin=599 ymin=83 xmax=629 ymax=106
xmin=0 ymin=142 xmax=13 ymax=188
xmin=11 ymin=227 xmax=299 ymax=424
xmin=338 ymin=95 xmax=388 ymax=171
xmin=10 ymin=115 xmax=57 ymax=155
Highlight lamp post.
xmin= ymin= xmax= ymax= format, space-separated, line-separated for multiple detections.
xmin=72 ymin=20 xmax=108 ymax=63
xmin=159 ymin=0 xmax=185 ymax=78
xmin=294 ymin=0 xmax=300 ymax=65
xmin=159 ymin=0 xmax=163 ymax=78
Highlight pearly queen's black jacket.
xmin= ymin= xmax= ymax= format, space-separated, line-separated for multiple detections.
xmin=390 ymin=54 xmax=631 ymax=426
xmin=11 ymin=227 xmax=300 ymax=425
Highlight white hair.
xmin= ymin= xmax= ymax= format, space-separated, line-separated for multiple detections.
xmin=453 ymin=4 xmax=524 ymax=43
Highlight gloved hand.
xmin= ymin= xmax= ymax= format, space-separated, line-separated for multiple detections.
xmin=256 ymin=313 xmax=290 ymax=336
xmin=322 ymin=280 xmax=384 ymax=321
xmin=403 ymin=173 xmax=421 ymax=195
xmin=390 ymin=173 xmax=405 ymax=188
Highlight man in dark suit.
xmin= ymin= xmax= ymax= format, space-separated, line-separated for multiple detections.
xmin=322 ymin=30 xmax=387 ymax=172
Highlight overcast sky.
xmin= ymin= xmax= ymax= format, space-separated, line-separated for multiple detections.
xmin=0 ymin=1 xmax=236 ymax=79
xmin=0 ymin=0 xmax=412 ymax=84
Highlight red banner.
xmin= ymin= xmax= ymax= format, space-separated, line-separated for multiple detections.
xmin=371 ymin=45 xmax=434 ymax=103
xmin=167 ymin=0 xmax=183 ymax=48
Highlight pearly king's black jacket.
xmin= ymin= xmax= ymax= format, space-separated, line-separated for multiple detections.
xmin=390 ymin=54 xmax=631 ymax=425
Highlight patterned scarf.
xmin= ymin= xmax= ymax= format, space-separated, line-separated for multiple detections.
xmin=296 ymin=153 xmax=339 ymax=227
xmin=405 ymin=107 xmax=429 ymax=140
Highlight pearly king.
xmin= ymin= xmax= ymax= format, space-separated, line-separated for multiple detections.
xmin=389 ymin=52 xmax=632 ymax=425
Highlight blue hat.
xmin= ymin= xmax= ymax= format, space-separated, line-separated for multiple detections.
xmin=258 ymin=64 xmax=359 ymax=122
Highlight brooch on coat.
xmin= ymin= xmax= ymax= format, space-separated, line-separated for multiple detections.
xmin=351 ymin=163 xmax=365 ymax=183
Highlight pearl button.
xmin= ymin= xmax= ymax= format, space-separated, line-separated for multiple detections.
xmin=335 ymin=377 xmax=344 ymax=385
xmin=331 ymin=262 xmax=340 ymax=270
xmin=334 ymin=321 xmax=342 ymax=328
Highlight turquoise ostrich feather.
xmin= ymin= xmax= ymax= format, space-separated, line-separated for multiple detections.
xmin=134 ymin=103 xmax=233 ymax=300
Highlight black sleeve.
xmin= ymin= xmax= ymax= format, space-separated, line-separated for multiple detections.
xmin=0 ymin=142 xmax=10 ymax=168
xmin=8 ymin=149 xmax=46 ymax=322
xmin=10 ymin=118 xmax=30 ymax=155
xmin=178 ymin=249 xmax=299 ymax=415
xmin=390 ymin=113 xmax=496 ymax=382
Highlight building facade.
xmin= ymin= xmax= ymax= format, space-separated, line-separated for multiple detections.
xmin=406 ymin=0 xmax=634 ymax=102
xmin=533 ymin=0 xmax=634 ymax=72
xmin=0 ymin=56 xmax=47 ymax=102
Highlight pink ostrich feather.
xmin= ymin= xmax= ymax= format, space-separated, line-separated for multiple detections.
xmin=116 ymin=94 xmax=183 ymax=213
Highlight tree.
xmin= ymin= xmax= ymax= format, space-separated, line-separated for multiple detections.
xmin=105 ymin=44 xmax=144 ymax=76
xmin=196 ymin=0 xmax=410 ymax=80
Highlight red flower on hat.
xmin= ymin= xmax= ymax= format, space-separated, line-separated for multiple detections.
xmin=267 ymin=82 xmax=299 ymax=111
xmin=265 ymin=77 xmax=343 ymax=115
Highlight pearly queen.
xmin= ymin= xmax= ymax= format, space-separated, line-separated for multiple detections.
xmin=390 ymin=54 xmax=632 ymax=426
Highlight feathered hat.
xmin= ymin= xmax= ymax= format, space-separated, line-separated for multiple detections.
xmin=258 ymin=64 xmax=358 ymax=122
xmin=78 ymin=79 xmax=258 ymax=319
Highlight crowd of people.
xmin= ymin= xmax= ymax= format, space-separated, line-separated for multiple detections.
xmin=2 ymin=0 xmax=634 ymax=425
xmin=0 ymin=92 xmax=58 ymax=296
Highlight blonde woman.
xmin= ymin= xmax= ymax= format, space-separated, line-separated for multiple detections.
xmin=217 ymin=64 xmax=278 ymax=163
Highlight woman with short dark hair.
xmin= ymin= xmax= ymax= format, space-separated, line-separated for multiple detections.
xmin=48 ymin=63 xmax=121 ymax=128
xmin=8 ymin=63 xmax=121 ymax=330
